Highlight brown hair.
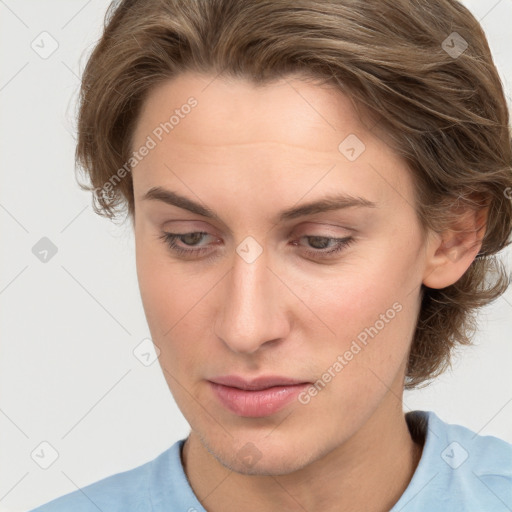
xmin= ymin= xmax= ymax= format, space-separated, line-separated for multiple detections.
xmin=75 ymin=0 xmax=512 ymax=388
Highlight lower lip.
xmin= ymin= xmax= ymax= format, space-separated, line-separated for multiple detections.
xmin=209 ymin=382 xmax=310 ymax=417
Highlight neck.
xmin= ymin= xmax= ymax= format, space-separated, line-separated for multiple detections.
xmin=182 ymin=398 xmax=424 ymax=512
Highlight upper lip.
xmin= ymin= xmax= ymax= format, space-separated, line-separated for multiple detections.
xmin=209 ymin=375 xmax=309 ymax=391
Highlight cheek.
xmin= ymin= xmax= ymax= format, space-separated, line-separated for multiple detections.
xmin=135 ymin=232 xmax=189 ymax=347
xmin=294 ymin=239 xmax=421 ymax=380
xmin=135 ymin=234 xmax=216 ymax=371
xmin=136 ymin=240 xmax=168 ymax=328
xmin=298 ymin=247 xmax=417 ymax=338
xmin=135 ymin=220 xmax=421 ymax=376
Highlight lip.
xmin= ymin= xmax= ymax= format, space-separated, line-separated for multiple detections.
xmin=208 ymin=375 xmax=310 ymax=417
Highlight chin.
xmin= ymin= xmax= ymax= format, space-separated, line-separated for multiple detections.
xmin=216 ymin=449 xmax=315 ymax=476
xmin=200 ymin=431 xmax=322 ymax=476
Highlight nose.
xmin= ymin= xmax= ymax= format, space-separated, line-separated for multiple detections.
xmin=214 ymin=242 xmax=290 ymax=355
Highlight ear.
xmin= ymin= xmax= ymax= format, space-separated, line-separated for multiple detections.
xmin=422 ymin=204 xmax=488 ymax=289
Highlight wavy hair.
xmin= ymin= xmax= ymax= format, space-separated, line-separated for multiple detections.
xmin=74 ymin=0 xmax=512 ymax=387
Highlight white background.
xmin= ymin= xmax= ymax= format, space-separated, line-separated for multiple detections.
xmin=0 ymin=1 xmax=511 ymax=510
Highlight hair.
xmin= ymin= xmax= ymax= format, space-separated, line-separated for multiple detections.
xmin=74 ymin=0 xmax=512 ymax=388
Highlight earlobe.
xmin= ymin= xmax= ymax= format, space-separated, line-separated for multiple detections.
xmin=422 ymin=207 xmax=488 ymax=290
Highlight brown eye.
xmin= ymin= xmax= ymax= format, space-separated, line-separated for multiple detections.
xmin=292 ymin=236 xmax=355 ymax=259
xmin=158 ymin=232 xmax=213 ymax=258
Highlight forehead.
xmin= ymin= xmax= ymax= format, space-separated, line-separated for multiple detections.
xmin=133 ymin=71 xmax=375 ymax=154
xmin=130 ymin=72 xmax=415 ymax=215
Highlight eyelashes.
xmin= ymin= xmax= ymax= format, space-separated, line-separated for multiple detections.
xmin=157 ymin=231 xmax=355 ymax=261
xmin=158 ymin=232 xmax=214 ymax=258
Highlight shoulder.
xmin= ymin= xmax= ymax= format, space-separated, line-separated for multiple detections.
xmin=393 ymin=410 xmax=512 ymax=512
xmin=423 ymin=410 xmax=512 ymax=477
xmin=28 ymin=442 xmax=180 ymax=512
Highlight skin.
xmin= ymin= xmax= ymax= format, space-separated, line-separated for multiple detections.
xmin=130 ymin=72 xmax=485 ymax=512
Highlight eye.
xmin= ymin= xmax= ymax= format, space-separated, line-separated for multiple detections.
xmin=291 ymin=235 xmax=355 ymax=259
xmin=157 ymin=232 xmax=355 ymax=260
xmin=157 ymin=231 xmax=217 ymax=259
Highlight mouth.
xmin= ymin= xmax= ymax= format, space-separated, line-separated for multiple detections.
xmin=208 ymin=375 xmax=311 ymax=417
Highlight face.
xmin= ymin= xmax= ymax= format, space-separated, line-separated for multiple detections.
xmin=131 ymin=72 xmax=430 ymax=475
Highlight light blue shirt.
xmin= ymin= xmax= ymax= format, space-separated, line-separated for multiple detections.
xmin=29 ymin=410 xmax=512 ymax=511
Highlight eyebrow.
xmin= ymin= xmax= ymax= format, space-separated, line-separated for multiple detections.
xmin=142 ymin=186 xmax=377 ymax=223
